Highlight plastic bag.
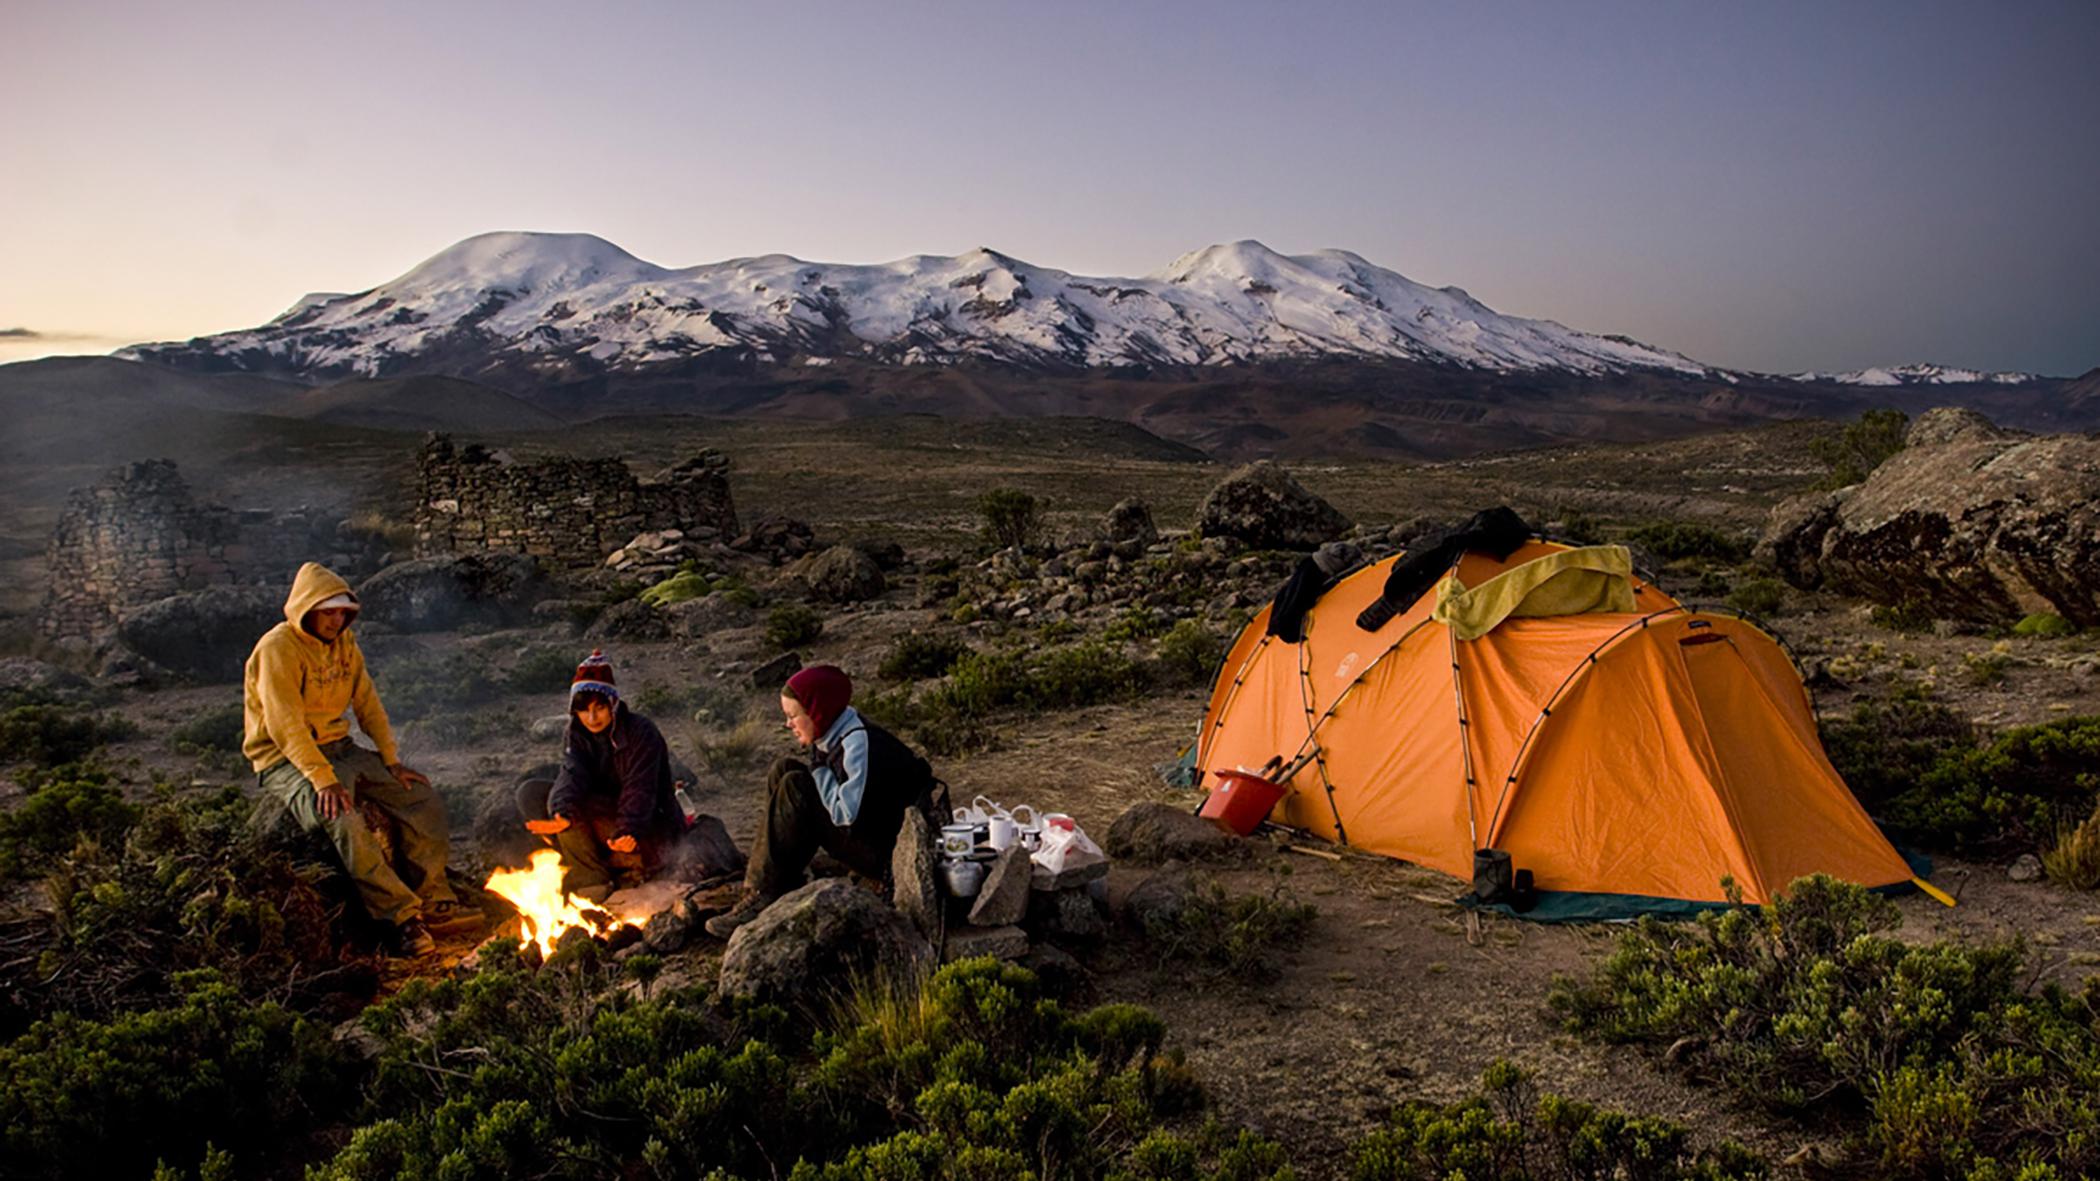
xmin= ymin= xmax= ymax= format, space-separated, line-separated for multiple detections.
xmin=1030 ymin=820 xmax=1103 ymax=874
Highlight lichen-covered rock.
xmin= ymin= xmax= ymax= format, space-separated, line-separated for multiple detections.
xmin=661 ymin=591 xmax=758 ymax=639
xmin=358 ymin=553 xmax=547 ymax=632
xmin=718 ymin=879 xmax=934 ymax=1010
xmin=1106 ymin=802 xmax=1243 ymax=864
xmin=113 ymin=585 xmax=281 ymax=682
xmin=1196 ymin=461 xmax=1350 ymax=550
xmin=968 ymin=845 xmax=1032 ymax=927
xmin=891 ymin=809 xmax=942 ymax=943
xmin=1757 ymin=410 xmax=2100 ymax=627
xmin=793 ymin=545 xmax=886 ymax=604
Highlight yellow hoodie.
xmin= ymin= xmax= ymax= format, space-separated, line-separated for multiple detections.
xmin=242 ymin=562 xmax=400 ymax=786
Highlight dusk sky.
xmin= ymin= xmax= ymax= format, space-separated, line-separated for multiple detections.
xmin=4 ymin=0 xmax=2095 ymax=376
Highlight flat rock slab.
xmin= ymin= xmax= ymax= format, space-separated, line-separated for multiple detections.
xmin=719 ymin=878 xmax=933 ymax=1010
xmin=1030 ymin=850 xmax=1109 ymax=891
xmin=969 ymin=845 xmax=1033 ymax=926
xmin=945 ymin=924 xmax=1029 ymax=963
xmin=1106 ymin=802 xmax=1244 ymax=864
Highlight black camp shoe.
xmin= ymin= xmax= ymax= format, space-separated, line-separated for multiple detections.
xmin=388 ymin=918 xmax=436 ymax=958
xmin=704 ymin=890 xmax=777 ymax=940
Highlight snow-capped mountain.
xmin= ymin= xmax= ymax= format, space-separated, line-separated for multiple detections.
xmin=120 ymin=231 xmax=1717 ymax=380
xmin=1791 ymin=363 xmax=2040 ymax=387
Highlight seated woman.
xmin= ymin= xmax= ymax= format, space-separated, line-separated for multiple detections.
xmin=515 ymin=650 xmax=685 ymax=901
xmin=705 ymin=664 xmax=934 ymax=938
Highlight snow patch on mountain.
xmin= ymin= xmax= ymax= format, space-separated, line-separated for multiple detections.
xmin=122 ymin=231 xmax=1717 ymax=380
xmin=1792 ymin=362 xmax=2040 ymax=386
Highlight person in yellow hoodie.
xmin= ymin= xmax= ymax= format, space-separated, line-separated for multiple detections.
xmin=244 ymin=562 xmax=478 ymax=956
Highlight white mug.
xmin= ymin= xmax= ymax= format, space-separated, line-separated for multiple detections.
xmin=987 ymin=816 xmax=1019 ymax=851
xmin=939 ymin=824 xmax=976 ymax=859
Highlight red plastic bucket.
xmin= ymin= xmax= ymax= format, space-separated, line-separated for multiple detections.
xmin=1199 ymin=768 xmax=1289 ymax=835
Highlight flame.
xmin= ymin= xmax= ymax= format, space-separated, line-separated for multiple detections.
xmin=482 ymin=848 xmax=608 ymax=956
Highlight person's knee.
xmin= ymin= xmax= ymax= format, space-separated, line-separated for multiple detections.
xmin=515 ymin=778 xmax=555 ymax=822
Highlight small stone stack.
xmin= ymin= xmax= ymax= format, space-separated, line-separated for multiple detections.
xmin=943 ymin=841 xmax=1112 ymax=962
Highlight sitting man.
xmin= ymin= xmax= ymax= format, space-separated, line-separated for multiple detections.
xmin=515 ymin=650 xmax=686 ymax=901
xmin=705 ymin=664 xmax=935 ymax=938
xmin=245 ymin=562 xmax=479 ymax=957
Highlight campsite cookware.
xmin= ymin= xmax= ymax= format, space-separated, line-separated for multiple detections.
xmin=1010 ymin=804 xmax=1042 ymax=850
xmin=987 ymin=814 xmax=1020 ymax=851
xmin=1199 ymin=745 xmax=1321 ymax=836
xmin=941 ymin=857 xmax=987 ymax=897
xmin=939 ymin=824 xmax=976 ymax=859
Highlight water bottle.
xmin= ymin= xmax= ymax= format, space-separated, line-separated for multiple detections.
xmin=673 ymin=780 xmax=700 ymax=828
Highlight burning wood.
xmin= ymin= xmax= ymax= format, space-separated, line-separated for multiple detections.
xmin=482 ymin=849 xmax=642 ymax=957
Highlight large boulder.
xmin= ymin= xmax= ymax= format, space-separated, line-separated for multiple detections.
xmin=358 ymin=554 xmax=546 ymax=632
xmin=717 ymin=878 xmax=935 ymax=1010
xmin=114 ymin=585 xmax=281 ymax=682
xmin=1757 ymin=409 xmax=2100 ymax=627
xmin=793 ymin=545 xmax=886 ymax=604
xmin=0 ymin=657 xmax=100 ymax=705
xmin=1100 ymin=498 xmax=1158 ymax=547
xmin=1196 ymin=462 xmax=1350 ymax=550
xmin=1105 ymin=802 xmax=1244 ymax=864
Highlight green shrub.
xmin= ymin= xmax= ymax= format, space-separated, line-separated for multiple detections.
xmin=0 ymin=702 xmax=129 ymax=768
xmin=978 ymin=487 xmax=1043 ymax=551
xmin=1869 ymin=599 xmax=1940 ymax=634
xmin=1859 ymin=714 xmax=2100 ymax=855
xmin=1960 ymin=643 xmax=2015 ymax=686
xmin=2013 ymin=612 xmax=2076 ymax=637
xmin=1624 ymin=521 xmax=1750 ymax=564
xmin=1157 ymin=619 xmax=1226 ymax=687
xmin=1105 ymin=606 xmax=1171 ymax=643
xmin=168 ymin=701 xmax=245 ymax=755
xmin=1725 ymin=577 xmax=1786 ymax=618
xmin=1552 ymin=509 xmax=1605 ymax=546
xmin=0 ymin=971 xmax=358 ymax=1181
xmin=1030 ymin=641 xmax=1149 ymax=709
xmin=1810 ymin=407 xmax=1909 ymax=489
xmin=317 ymin=953 xmax=1288 ymax=1181
xmin=879 ymin=632 xmax=970 ymax=682
xmin=713 ymin=574 xmax=763 ymax=609
xmin=505 ymin=644 xmax=580 ymax=693
xmin=1820 ymin=687 xmax=1979 ymax=827
xmin=1551 ymin=874 xmax=2100 ymax=1178
xmin=1136 ymin=874 xmax=1316 ymax=982
xmin=767 ymin=603 xmax=826 ymax=649
xmin=0 ymin=763 xmax=137 ymax=879
xmin=1350 ymin=1060 xmax=1766 ymax=1180
xmin=369 ymin=650 xmax=496 ymax=721
xmin=8 ymin=785 xmax=374 ymax=1028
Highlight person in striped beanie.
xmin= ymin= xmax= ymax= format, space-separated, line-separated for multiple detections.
xmin=514 ymin=649 xmax=685 ymax=900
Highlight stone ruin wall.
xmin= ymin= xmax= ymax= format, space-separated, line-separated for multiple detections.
xmin=412 ymin=433 xmax=738 ymax=566
xmin=38 ymin=460 xmax=383 ymax=643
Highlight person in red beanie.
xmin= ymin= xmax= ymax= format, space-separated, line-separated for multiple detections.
xmin=514 ymin=650 xmax=685 ymax=900
xmin=705 ymin=663 xmax=936 ymax=938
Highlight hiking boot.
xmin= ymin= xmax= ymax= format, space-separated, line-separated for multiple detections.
xmin=389 ymin=918 xmax=436 ymax=958
xmin=703 ymin=890 xmax=777 ymax=940
xmin=422 ymin=900 xmax=484 ymax=935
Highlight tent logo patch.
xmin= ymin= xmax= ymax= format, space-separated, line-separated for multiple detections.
xmin=1334 ymin=652 xmax=1361 ymax=680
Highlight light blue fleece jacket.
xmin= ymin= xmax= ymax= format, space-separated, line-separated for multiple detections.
xmin=811 ymin=706 xmax=870 ymax=826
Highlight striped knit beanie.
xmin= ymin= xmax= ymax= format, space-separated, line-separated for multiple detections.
xmin=570 ymin=649 xmax=618 ymax=704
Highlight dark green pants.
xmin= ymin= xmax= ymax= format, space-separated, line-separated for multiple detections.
xmin=256 ymin=739 xmax=455 ymax=925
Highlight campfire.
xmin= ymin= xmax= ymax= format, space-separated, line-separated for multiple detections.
xmin=481 ymin=849 xmax=643 ymax=957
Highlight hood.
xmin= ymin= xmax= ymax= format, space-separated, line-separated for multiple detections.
xmin=283 ymin=562 xmax=358 ymax=637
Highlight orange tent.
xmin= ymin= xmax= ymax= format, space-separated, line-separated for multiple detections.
xmin=1197 ymin=539 xmax=1924 ymax=918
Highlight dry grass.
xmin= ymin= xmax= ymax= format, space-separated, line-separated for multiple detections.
xmin=2042 ymin=798 xmax=2100 ymax=890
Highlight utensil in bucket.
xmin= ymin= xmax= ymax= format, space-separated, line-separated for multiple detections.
xmin=1199 ymin=745 xmax=1319 ymax=836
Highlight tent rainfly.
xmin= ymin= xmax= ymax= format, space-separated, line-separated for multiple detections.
xmin=1197 ymin=538 xmax=1939 ymax=919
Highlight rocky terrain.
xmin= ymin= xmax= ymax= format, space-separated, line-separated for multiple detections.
xmin=4 ymin=405 xmax=2099 ymax=1178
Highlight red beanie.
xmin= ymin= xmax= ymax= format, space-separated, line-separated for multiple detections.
xmin=784 ymin=664 xmax=852 ymax=735
xmin=570 ymin=649 xmax=618 ymax=703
